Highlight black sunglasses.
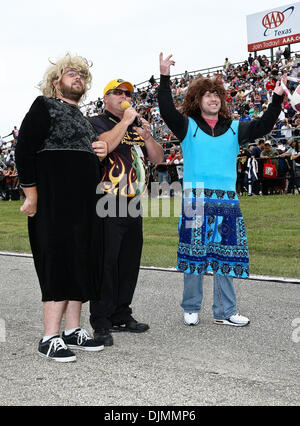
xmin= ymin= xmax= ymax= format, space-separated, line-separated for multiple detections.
xmin=107 ymin=88 xmax=132 ymax=97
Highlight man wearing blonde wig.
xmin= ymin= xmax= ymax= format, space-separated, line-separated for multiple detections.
xmin=15 ymin=53 xmax=107 ymax=362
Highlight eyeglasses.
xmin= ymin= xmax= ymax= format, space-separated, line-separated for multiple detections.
xmin=106 ymin=88 xmax=132 ymax=97
xmin=63 ymin=70 xmax=87 ymax=79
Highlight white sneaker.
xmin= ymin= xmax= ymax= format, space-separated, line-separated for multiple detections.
xmin=184 ymin=312 xmax=199 ymax=326
xmin=214 ymin=313 xmax=250 ymax=327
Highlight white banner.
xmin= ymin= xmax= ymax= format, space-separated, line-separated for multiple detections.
xmin=247 ymin=3 xmax=300 ymax=51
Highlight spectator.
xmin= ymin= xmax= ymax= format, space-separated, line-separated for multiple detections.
xmin=276 ymin=139 xmax=286 ymax=153
xmin=3 ymin=126 xmax=19 ymax=141
xmin=13 ymin=126 xmax=19 ymax=140
xmin=156 ymin=154 xmax=169 ymax=197
xmin=183 ymin=70 xmax=189 ymax=81
xmin=96 ymin=97 xmax=103 ymax=110
xmin=0 ymin=169 xmax=5 ymax=199
xmin=260 ymin=140 xmax=279 ymax=167
xmin=173 ymin=149 xmax=184 ymax=186
xmin=283 ymin=47 xmax=291 ymax=61
xmin=224 ymin=58 xmax=231 ymax=71
xmin=166 ymin=147 xmax=176 ymax=163
xmin=239 ymin=111 xmax=251 ymax=122
xmin=275 ymin=47 xmax=283 ymax=62
xmin=149 ymin=75 xmax=155 ymax=86
xmin=3 ymin=165 xmax=19 ymax=201
xmin=254 ymin=90 xmax=262 ymax=111
xmin=87 ymin=101 xmax=96 ymax=116
xmin=281 ymin=118 xmax=293 ymax=139
xmin=259 ymin=105 xmax=268 ymax=117
xmin=267 ymin=89 xmax=273 ymax=103
xmin=248 ymin=102 xmax=255 ymax=117
xmin=291 ymin=140 xmax=300 ymax=191
xmin=252 ymin=139 xmax=265 ymax=158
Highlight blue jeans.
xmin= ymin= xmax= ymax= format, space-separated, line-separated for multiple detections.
xmin=181 ymin=273 xmax=237 ymax=320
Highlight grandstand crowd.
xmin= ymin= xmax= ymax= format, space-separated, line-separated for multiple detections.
xmin=1 ymin=48 xmax=300 ymax=200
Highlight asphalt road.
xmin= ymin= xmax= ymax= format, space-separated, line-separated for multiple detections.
xmin=0 ymin=254 xmax=299 ymax=407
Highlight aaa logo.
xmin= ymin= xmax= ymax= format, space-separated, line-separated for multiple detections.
xmin=262 ymin=11 xmax=285 ymax=29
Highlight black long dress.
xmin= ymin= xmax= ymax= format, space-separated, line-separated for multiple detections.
xmin=15 ymin=96 xmax=103 ymax=302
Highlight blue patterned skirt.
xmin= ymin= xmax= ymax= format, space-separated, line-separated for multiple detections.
xmin=177 ymin=188 xmax=249 ymax=278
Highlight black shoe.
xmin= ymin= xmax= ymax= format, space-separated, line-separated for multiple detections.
xmin=62 ymin=328 xmax=104 ymax=352
xmin=93 ymin=328 xmax=114 ymax=346
xmin=38 ymin=335 xmax=76 ymax=362
xmin=110 ymin=317 xmax=150 ymax=333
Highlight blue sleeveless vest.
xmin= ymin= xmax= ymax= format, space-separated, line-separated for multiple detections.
xmin=181 ymin=118 xmax=239 ymax=191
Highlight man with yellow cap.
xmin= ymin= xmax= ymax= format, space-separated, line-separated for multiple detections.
xmin=89 ymin=78 xmax=163 ymax=346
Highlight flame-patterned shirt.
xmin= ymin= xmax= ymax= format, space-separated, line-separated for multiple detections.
xmin=89 ymin=110 xmax=148 ymax=198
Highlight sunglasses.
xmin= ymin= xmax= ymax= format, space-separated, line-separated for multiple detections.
xmin=106 ymin=88 xmax=132 ymax=97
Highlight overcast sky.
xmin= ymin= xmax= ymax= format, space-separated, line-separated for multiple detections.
xmin=1 ymin=0 xmax=299 ymax=137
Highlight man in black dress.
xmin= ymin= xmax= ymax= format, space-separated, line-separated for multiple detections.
xmin=89 ymin=79 xmax=163 ymax=346
xmin=16 ymin=54 xmax=107 ymax=362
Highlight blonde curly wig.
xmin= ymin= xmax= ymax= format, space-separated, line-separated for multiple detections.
xmin=38 ymin=53 xmax=93 ymax=102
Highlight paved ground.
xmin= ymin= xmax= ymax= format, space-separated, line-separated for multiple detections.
xmin=0 ymin=254 xmax=299 ymax=407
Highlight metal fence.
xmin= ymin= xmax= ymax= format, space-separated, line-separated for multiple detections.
xmin=269 ymin=128 xmax=300 ymax=142
xmin=150 ymin=156 xmax=299 ymax=197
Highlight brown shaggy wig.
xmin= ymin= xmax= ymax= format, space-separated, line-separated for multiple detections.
xmin=181 ymin=76 xmax=230 ymax=119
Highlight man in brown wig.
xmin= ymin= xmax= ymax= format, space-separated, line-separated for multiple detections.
xmin=158 ymin=53 xmax=286 ymax=328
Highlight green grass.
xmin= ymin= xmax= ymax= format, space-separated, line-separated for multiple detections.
xmin=238 ymin=195 xmax=300 ymax=278
xmin=0 ymin=201 xmax=31 ymax=252
xmin=0 ymin=196 xmax=299 ymax=278
xmin=141 ymin=195 xmax=300 ymax=278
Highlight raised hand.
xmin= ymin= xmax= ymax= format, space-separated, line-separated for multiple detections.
xmin=274 ymin=73 xmax=287 ymax=97
xmin=159 ymin=52 xmax=175 ymax=76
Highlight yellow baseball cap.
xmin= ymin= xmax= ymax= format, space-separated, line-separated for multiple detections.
xmin=103 ymin=79 xmax=134 ymax=96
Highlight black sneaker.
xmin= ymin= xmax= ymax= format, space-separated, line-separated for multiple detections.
xmin=94 ymin=328 xmax=114 ymax=347
xmin=62 ymin=328 xmax=104 ymax=352
xmin=110 ymin=317 xmax=149 ymax=333
xmin=38 ymin=335 xmax=76 ymax=362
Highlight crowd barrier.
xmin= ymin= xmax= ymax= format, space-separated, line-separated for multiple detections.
xmin=150 ymin=156 xmax=299 ymax=196
xmin=236 ymin=156 xmax=299 ymax=195
xmin=1 ymin=156 xmax=299 ymax=203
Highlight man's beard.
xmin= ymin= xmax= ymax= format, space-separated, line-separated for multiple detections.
xmin=57 ymin=81 xmax=85 ymax=102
